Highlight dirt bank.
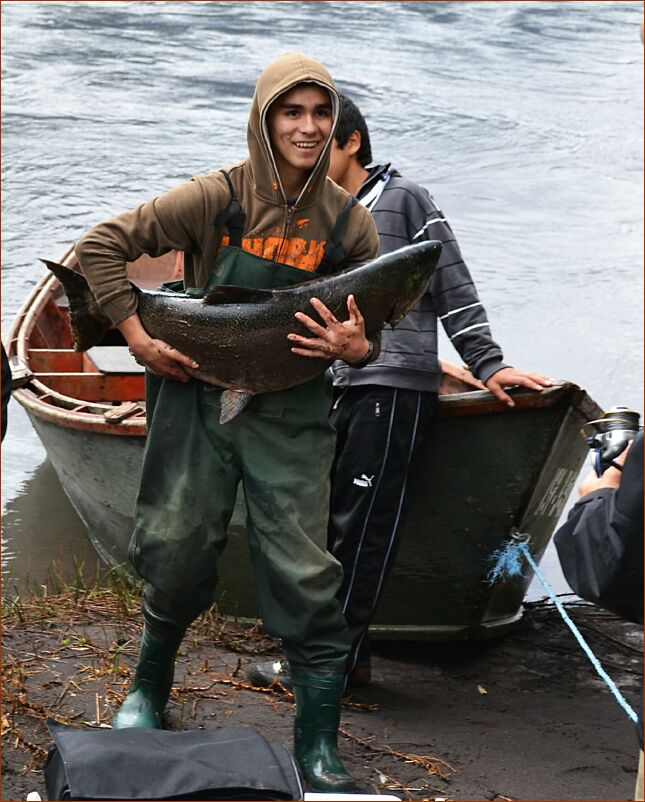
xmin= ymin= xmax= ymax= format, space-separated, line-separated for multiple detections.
xmin=2 ymin=588 xmax=642 ymax=801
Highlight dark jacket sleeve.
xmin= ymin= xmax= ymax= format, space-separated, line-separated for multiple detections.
xmin=1 ymin=343 xmax=11 ymax=442
xmin=554 ymin=432 xmax=644 ymax=625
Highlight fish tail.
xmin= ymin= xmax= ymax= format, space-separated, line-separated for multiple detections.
xmin=40 ymin=259 xmax=113 ymax=351
xmin=219 ymin=390 xmax=252 ymax=424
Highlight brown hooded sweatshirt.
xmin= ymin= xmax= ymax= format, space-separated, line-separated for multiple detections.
xmin=75 ymin=53 xmax=379 ymax=326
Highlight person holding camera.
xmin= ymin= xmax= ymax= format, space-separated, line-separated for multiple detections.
xmin=555 ymin=21 xmax=644 ymax=800
xmin=555 ymin=417 xmax=643 ymax=799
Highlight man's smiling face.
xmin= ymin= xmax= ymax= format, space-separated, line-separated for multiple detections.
xmin=267 ymin=83 xmax=333 ymax=189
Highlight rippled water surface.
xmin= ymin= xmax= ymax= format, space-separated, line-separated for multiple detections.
xmin=2 ymin=1 xmax=643 ymax=595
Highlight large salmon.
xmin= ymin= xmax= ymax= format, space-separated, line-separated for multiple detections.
xmin=43 ymin=240 xmax=441 ymax=420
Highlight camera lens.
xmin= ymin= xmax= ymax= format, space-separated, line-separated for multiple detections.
xmin=598 ymin=406 xmax=640 ymax=434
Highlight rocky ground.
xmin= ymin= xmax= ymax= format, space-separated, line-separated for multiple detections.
xmin=2 ymin=585 xmax=642 ymax=801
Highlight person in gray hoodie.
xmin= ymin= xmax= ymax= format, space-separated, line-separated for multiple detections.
xmin=248 ymin=93 xmax=553 ymax=691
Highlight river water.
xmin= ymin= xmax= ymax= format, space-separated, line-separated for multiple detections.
xmin=2 ymin=1 xmax=643 ymax=599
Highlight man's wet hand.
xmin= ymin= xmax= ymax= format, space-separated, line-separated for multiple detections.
xmin=485 ymin=367 xmax=555 ymax=408
xmin=131 ymin=337 xmax=199 ymax=382
xmin=288 ymin=295 xmax=370 ymax=363
xmin=118 ymin=312 xmax=198 ymax=382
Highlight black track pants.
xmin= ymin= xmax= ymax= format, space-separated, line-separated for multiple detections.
xmin=328 ymin=385 xmax=438 ymax=672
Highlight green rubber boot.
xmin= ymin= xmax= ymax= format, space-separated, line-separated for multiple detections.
xmin=291 ymin=671 xmax=357 ymax=793
xmin=112 ymin=625 xmax=182 ymax=730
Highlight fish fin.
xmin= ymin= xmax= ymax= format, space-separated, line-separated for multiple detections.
xmin=219 ymin=390 xmax=253 ymax=424
xmin=40 ymin=259 xmax=114 ymax=351
xmin=203 ymin=285 xmax=273 ymax=306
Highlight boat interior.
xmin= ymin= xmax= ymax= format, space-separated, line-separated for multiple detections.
xmin=9 ymin=252 xmax=185 ymax=424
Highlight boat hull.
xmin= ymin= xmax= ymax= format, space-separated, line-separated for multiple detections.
xmin=371 ymin=388 xmax=589 ymax=639
xmin=7 ymin=252 xmax=602 ymax=640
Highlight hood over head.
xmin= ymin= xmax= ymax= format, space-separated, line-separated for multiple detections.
xmin=247 ymin=53 xmax=339 ymax=208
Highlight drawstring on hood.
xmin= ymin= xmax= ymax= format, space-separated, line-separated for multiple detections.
xmin=247 ymin=53 xmax=340 ymax=209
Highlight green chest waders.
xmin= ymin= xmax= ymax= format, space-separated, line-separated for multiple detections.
xmin=132 ymin=217 xmax=351 ymax=670
xmin=124 ymin=181 xmax=358 ymax=789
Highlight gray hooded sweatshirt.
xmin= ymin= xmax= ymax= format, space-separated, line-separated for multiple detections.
xmin=331 ymin=164 xmax=507 ymax=392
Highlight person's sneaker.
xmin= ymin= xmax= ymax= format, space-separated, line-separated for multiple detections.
xmin=246 ymin=659 xmax=292 ymax=690
xmin=246 ymin=658 xmax=371 ymax=691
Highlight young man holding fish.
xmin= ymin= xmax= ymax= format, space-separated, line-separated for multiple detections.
xmin=248 ymin=93 xmax=554 ymax=692
xmin=74 ymin=54 xmax=382 ymax=792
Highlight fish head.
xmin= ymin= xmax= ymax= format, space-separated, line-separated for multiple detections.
xmin=385 ymin=240 xmax=442 ymax=326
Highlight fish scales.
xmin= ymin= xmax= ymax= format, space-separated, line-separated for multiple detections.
xmin=42 ymin=240 xmax=442 ymax=397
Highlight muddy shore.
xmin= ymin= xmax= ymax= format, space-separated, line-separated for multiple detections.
xmin=2 ymin=587 xmax=642 ymax=801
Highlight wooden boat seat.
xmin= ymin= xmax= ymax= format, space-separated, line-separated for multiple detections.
xmin=86 ymin=346 xmax=145 ymax=375
xmin=29 ymin=347 xmax=145 ymax=403
xmin=32 ymin=372 xmax=145 ymax=403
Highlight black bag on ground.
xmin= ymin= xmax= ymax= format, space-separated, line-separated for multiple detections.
xmin=44 ymin=720 xmax=304 ymax=800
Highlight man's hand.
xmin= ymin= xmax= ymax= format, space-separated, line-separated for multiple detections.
xmin=439 ymin=360 xmax=486 ymax=390
xmin=118 ymin=313 xmax=198 ymax=382
xmin=288 ymin=295 xmax=371 ymax=364
xmin=578 ymin=444 xmax=630 ymax=496
xmin=485 ymin=367 xmax=555 ymax=408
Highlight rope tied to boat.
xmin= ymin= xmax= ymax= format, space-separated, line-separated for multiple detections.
xmin=487 ymin=530 xmax=638 ymax=725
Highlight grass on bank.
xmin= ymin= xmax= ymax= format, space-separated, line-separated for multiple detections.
xmin=3 ymin=557 xmax=141 ymax=626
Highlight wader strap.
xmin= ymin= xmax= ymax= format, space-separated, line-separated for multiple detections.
xmin=317 ymin=196 xmax=358 ymax=275
xmin=213 ymin=170 xmax=246 ymax=248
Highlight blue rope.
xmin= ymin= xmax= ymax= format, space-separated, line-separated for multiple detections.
xmin=487 ymin=540 xmax=526 ymax=582
xmin=488 ymin=536 xmax=638 ymax=724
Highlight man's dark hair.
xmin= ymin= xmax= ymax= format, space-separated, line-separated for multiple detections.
xmin=336 ymin=94 xmax=372 ymax=167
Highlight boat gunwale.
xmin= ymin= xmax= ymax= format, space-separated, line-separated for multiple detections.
xmin=6 ymin=249 xmax=148 ymax=435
